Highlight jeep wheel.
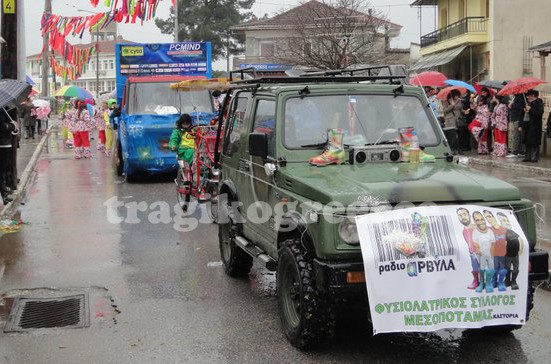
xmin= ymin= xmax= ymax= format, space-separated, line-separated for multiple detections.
xmin=277 ymin=239 xmax=336 ymax=349
xmin=115 ymin=141 xmax=124 ymax=176
xmin=219 ymin=195 xmax=252 ymax=277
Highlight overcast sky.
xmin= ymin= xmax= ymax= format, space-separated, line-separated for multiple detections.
xmin=24 ymin=0 xmax=436 ymax=70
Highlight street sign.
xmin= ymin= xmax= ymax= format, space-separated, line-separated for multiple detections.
xmin=2 ymin=0 xmax=15 ymax=14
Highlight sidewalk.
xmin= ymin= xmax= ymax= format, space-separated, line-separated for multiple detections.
xmin=466 ymin=151 xmax=551 ymax=175
xmin=0 ymin=119 xmax=55 ymax=219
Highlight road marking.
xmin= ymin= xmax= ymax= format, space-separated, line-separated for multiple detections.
xmin=207 ymin=261 xmax=223 ymax=267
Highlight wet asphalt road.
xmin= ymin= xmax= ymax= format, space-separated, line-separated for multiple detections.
xmin=1 ymin=132 xmax=551 ymax=364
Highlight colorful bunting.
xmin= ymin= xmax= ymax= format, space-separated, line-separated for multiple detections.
xmin=50 ymin=57 xmax=87 ymax=81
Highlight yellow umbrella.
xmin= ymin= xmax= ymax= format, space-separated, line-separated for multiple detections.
xmin=170 ymin=77 xmax=232 ymax=91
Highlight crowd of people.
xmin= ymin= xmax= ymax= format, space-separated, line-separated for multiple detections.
xmin=426 ymin=86 xmax=551 ymax=162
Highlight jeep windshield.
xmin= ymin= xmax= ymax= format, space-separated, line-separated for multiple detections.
xmin=284 ymin=94 xmax=439 ymax=149
xmin=127 ymin=82 xmax=214 ymax=115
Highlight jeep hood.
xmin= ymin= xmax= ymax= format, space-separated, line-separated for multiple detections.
xmin=279 ymin=161 xmax=521 ymax=205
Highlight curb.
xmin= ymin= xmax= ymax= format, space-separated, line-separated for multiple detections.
xmin=0 ymin=126 xmax=53 ymax=220
xmin=468 ymin=156 xmax=551 ymax=176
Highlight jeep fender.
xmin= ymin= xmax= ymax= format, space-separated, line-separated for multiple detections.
xmin=277 ymin=211 xmax=316 ymax=257
xmin=219 ymin=179 xmax=239 ymax=201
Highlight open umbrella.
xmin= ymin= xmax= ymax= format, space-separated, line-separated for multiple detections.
xmin=535 ymin=83 xmax=551 ymax=94
xmin=474 ymin=83 xmax=496 ymax=96
xmin=437 ymin=86 xmax=466 ymax=100
xmin=498 ymin=77 xmax=547 ymax=96
xmin=409 ymin=71 xmax=447 ymax=87
xmin=55 ymin=85 xmax=94 ymax=100
xmin=444 ymin=79 xmax=476 ymax=93
xmin=476 ymin=80 xmax=507 ymax=90
xmin=0 ymin=79 xmax=32 ymax=109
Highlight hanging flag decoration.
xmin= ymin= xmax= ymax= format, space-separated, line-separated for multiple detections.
xmin=48 ymin=28 xmax=96 ymax=67
xmin=40 ymin=0 xmax=164 ymax=81
xmin=88 ymin=0 xmax=163 ymax=22
xmin=50 ymin=57 xmax=88 ymax=81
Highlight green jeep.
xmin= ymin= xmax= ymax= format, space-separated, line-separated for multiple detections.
xmin=214 ymin=67 xmax=549 ymax=349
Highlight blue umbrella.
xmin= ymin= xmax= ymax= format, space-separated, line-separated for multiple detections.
xmin=25 ymin=75 xmax=35 ymax=85
xmin=444 ymin=79 xmax=476 ymax=93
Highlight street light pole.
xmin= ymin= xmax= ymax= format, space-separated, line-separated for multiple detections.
xmin=174 ymin=0 xmax=179 ymax=42
xmin=42 ymin=0 xmax=52 ymax=97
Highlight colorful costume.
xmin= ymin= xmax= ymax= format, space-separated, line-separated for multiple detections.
xmin=95 ymin=106 xmax=107 ymax=151
xmin=491 ymin=103 xmax=509 ymax=157
xmin=470 ymin=104 xmax=491 ymax=154
xmin=69 ymin=109 xmax=94 ymax=159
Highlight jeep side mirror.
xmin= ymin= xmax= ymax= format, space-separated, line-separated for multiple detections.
xmin=249 ymin=132 xmax=268 ymax=159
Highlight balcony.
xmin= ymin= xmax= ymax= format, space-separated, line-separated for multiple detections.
xmin=421 ymin=17 xmax=488 ymax=48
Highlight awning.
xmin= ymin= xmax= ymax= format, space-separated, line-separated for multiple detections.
xmin=529 ymin=41 xmax=551 ymax=53
xmin=409 ymin=45 xmax=467 ymax=72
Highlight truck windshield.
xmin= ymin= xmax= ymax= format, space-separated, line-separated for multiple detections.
xmin=128 ymin=82 xmax=214 ymax=115
xmin=284 ymin=94 xmax=439 ymax=149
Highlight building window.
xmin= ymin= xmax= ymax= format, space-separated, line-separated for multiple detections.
xmin=260 ymin=41 xmax=275 ymax=57
xmin=91 ymin=61 xmax=95 ymax=71
xmin=103 ymin=60 xmax=109 ymax=70
xmin=109 ymin=60 xmax=114 ymax=70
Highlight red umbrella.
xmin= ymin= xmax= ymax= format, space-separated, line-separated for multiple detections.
xmin=437 ymin=86 xmax=466 ymax=100
xmin=474 ymin=83 xmax=496 ymax=96
xmin=497 ymin=77 xmax=547 ymax=96
xmin=410 ymin=71 xmax=448 ymax=87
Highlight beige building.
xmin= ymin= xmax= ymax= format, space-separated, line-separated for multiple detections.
xmin=410 ymin=0 xmax=551 ymax=83
xmin=231 ymin=0 xmax=410 ymax=74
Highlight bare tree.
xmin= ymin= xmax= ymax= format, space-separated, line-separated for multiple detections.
xmin=274 ymin=0 xmax=398 ymax=70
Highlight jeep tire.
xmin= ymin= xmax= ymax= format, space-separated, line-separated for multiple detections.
xmin=219 ymin=195 xmax=252 ymax=277
xmin=277 ymin=238 xmax=336 ymax=349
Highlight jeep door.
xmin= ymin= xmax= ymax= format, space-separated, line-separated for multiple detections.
xmin=220 ymin=90 xmax=253 ymax=230
xmin=241 ymin=98 xmax=278 ymax=254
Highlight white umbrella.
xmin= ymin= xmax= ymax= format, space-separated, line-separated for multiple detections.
xmin=32 ymin=99 xmax=50 ymax=108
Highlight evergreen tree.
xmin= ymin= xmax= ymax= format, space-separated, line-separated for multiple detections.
xmin=155 ymin=0 xmax=255 ymax=60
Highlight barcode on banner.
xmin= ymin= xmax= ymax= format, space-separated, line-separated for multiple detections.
xmin=367 ymin=215 xmax=456 ymax=263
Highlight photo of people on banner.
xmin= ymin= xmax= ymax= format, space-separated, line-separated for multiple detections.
xmin=355 ymin=205 xmax=529 ymax=334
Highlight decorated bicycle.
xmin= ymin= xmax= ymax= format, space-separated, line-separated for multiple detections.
xmin=169 ymin=78 xmax=231 ymax=221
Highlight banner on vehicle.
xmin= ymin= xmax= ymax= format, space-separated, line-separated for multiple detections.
xmin=115 ymin=42 xmax=212 ymax=102
xmin=355 ymin=205 xmax=529 ymax=334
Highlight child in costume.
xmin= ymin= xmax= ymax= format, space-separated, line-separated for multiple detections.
xmin=104 ymin=103 xmax=113 ymax=157
xmin=69 ymin=101 xmax=94 ymax=159
xmin=96 ymin=101 xmax=107 ymax=151
xmin=169 ymin=113 xmax=195 ymax=165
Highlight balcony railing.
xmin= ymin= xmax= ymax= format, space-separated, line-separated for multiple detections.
xmin=421 ymin=17 xmax=487 ymax=48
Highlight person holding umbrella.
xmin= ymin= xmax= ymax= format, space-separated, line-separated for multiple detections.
xmin=19 ymin=98 xmax=37 ymax=140
xmin=509 ymin=93 xmax=526 ymax=156
xmin=69 ymin=101 xmax=94 ymax=159
xmin=441 ymin=89 xmax=462 ymax=154
xmin=519 ymin=90 xmax=544 ymax=163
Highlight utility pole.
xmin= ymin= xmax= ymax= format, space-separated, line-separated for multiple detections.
xmin=174 ymin=0 xmax=179 ymax=42
xmin=42 ymin=0 xmax=52 ymax=97
xmin=95 ymin=27 xmax=100 ymax=100
xmin=1 ymin=0 xmax=23 ymax=188
xmin=1 ymin=0 xmax=18 ymax=79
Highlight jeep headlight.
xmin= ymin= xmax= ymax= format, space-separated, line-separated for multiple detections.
xmin=338 ymin=217 xmax=359 ymax=245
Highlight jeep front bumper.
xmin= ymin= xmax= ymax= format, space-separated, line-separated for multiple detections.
xmin=313 ymin=248 xmax=549 ymax=295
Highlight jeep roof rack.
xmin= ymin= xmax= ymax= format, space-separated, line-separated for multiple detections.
xmin=229 ymin=65 xmax=407 ymax=85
